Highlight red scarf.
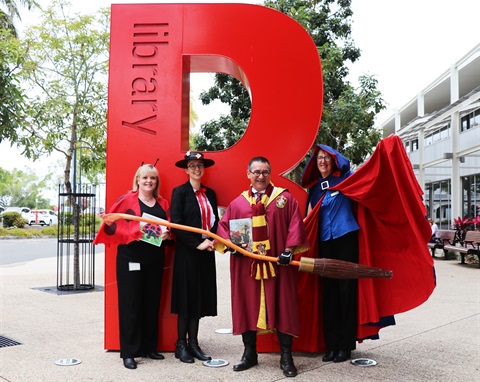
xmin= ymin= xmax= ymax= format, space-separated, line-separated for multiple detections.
xmin=247 ymin=184 xmax=276 ymax=279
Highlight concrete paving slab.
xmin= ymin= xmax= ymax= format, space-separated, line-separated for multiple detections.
xmin=1 ymin=248 xmax=479 ymax=381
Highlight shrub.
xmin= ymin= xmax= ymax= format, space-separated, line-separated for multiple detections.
xmin=59 ymin=212 xmax=73 ymax=225
xmin=4 ymin=228 xmax=34 ymax=237
xmin=13 ymin=217 xmax=28 ymax=228
xmin=2 ymin=212 xmax=27 ymax=228
xmin=41 ymin=226 xmax=58 ymax=236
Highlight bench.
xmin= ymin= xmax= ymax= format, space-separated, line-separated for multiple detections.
xmin=443 ymin=230 xmax=480 ymax=267
xmin=427 ymin=230 xmax=455 ymax=258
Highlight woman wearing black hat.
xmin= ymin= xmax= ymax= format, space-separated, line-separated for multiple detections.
xmin=170 ymin=151 xmax=219 ymax=363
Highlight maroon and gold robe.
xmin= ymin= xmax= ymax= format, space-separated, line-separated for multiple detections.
xmin=216 ymin=187 xmax=309 ymax=337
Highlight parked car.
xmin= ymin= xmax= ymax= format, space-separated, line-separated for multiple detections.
xmin=29 ymin=209 xmax=58 ymax=226
xmin=1 ymin=206 xmax=32 ymax=221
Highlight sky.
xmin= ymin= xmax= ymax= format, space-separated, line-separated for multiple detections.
xmin=1 ymin=0 xmax=479 ymax=201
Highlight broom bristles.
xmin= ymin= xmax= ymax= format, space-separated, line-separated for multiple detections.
xmin=299 ymin=257 xmax=392 ymax=279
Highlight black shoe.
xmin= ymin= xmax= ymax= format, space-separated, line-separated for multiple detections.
xmin=123 ymin=357 xmax=137 ymax=369
xmin=333 ymin=350 xmax=351 ymax=363
xmin=322 ymin=350 xmax=336 ymax=362
xmin=147 ymin=351 xmax=165 ymax=360
xmin=280 ymin=353 xmax=297 ymax=377
xmin=233 ymin=356 xmax=258 ymax=371
xmin=175 ymin=340 xmax=194 ymax=363
xmin=188 ymin=340 xmax=211 ymax=361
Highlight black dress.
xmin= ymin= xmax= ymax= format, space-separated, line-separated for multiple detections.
xmin=170 ymin=181 xmax=218 ymax=318
xmin=116 ymin=200 xmax=167 ymax=358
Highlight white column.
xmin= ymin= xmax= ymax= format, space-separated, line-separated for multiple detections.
xmin=394 ymin=111 xmax=401 ymax=134
xmin=418 ymin=127 xmax=425 ymax=189
xmin=451 ymin=111 xmax=460 ymax=222
xmin=417 ymin=93 xmax=425 ymax=117
xmin=450 ymin=64 xmax=460 ymax=223
xmin=450 ymin=64 xmax=459 ymax=103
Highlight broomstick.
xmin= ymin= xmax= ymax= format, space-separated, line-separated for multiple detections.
xmin=102 ymin=213 xmax=392 ymax=279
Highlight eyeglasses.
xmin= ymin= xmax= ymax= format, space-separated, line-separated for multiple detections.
xmin=249 ymin=170 xmax=271 ymax=177
xmin=316 ymin=156 xmax=332 ymax=162
xmin=188 ymin=164 xmax=204 ymax=170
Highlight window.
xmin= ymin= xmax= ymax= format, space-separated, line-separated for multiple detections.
xmin=439 ymin=126 xmax=449 ymax=140
xmin=461 ymin=115 xmax=469 ymax=132
xmin=426 ymin=180 xmax=451 ymax=229
xmin=462 ymin=174 xmax=480 ymax=221
xmin=461 ymin=107 xmax=480 ymax=132
xmin=473 ymin=109 xmax=480 ymax=127
xmin=411 ymin=139 xmax=418 ymax=151
xmin=425 ymin=134 xmax=433 ymax=146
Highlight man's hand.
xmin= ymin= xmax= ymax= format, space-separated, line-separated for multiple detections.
xmin=228 ymin=248 xmax=243 ymax=257
xmin=277 ymin=250 xmax=293 ymax=266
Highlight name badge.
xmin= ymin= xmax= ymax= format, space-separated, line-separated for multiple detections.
xmin=331 ymin=191 xmax=339 ymax=197
xmin=129 ymin=262 xmax=141 ymax=271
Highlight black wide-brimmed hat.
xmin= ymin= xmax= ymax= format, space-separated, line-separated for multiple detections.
xmin=175 ymin=151 xmax=215 ymax=168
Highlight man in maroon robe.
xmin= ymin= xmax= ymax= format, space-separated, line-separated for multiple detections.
xmin=215 ymin=156 xmax=309 ymax=378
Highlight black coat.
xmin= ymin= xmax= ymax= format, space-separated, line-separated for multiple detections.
xmin=170 ymin=181 xmax=219 ymax=318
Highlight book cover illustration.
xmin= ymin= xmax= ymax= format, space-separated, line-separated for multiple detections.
xmin=229 ymin=218 xmax=253 ymax=252
xmin=139 ymin=212 xmax=167 ymax=247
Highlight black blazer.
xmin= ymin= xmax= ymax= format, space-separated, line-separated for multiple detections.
xmin=170 ymin=181 xmax=219 ymax=250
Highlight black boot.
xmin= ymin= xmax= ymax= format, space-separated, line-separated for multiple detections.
xmin=175 ymin=339 xmax=194 ymax=363
xmin=277 ymin=331 xmax=297 ymax=377
xmin=188 ymin=339 xmax=211 ymax=361
xmin=233 ymin=331 xmax=258 ymax=371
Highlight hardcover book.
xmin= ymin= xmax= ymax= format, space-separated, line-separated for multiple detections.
xmin=139 ymin=212 xmax=167 ymax=247
xmin=229 ymin=218 xmax=253 ymax=252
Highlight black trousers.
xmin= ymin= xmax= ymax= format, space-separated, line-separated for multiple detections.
xmin=116 ymin=250 xmax=164 ymax=358
xmin=319 ymin=231 xmax=359 ymax=351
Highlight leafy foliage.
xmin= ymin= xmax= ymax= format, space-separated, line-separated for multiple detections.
xmin=19 ymin=0 xmax=110 ymax=188
xmin=452 ymin=216 xmax=479 ymax=244
xmin=193 ymin=0 xmax=385 ymax=180
xmin=0 ymin=0 xmax=38 ymax=37
xmin=1 ymin=211 xmax=27 ymax=228
xmin=194 ymin=73 xmax=251 ymax=150
xmin=0 ymin=167 xmax=50 ymax=208
xmin=0 ymin=28 xmax=27 ymax=143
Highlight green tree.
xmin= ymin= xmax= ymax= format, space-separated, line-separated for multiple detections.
xmin=0 ymin=0 xmax=38 ymax=37
xmin=20 ymin=0 xmax=109 ymax=188
xmin=194 ymin=0 xmax=385 ymax=179
xmin=0 ymin=167 xmax=49 ymax=208
xmin=18 ymin=0 xmax=109 ymax=289
xmin=0 ymin=1 xmax=38 ymax=143
xmin=193 ymin=73 xmax=251 ymax=150
xmin=0 ymin=28 xmax=26 ymax=143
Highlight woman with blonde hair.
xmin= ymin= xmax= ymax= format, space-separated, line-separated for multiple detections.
xmin=94 ymin=163 xmax=172 ymax=370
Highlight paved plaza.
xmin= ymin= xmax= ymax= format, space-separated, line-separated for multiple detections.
xmin=1 ymin=243 xmax=479 ymax=381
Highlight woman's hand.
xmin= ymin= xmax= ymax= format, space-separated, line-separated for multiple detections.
xmin=196 ymin=239 xmax=214 ymax=251
xmin=161 ymin=231 xmax=171 ymax=240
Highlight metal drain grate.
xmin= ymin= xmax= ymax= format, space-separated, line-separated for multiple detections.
xmin=0 ymin=336 xmax=21 ymax=348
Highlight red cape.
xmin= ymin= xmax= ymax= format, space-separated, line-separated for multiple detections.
xmin=294 ymin=135 xmax=436 ymax=352
xmin=93 ymin=191 xmax=170 ymax=247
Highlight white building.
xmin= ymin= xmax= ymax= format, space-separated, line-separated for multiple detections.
xmin=379 ymin=43 xmax=480 ymax=229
